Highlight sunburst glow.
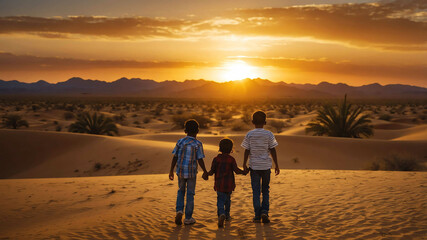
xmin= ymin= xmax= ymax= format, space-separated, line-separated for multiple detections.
xmin=220 ymin=60 xmax=261 ymax=82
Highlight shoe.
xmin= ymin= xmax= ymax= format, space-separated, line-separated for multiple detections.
xmin=175 ymin=211 xmax=183 ymax=225
xmin=261 ymin=213 xmax=270 ymax=223
xmin=225 ymin=215 xmax=232 ymax=221
xmin=253 ymin=216 xmax=261 ymax=223
xmin=184 ymin=218 xmax=196 ymax=225
xmin=218 ymin=214 xmax=226 ymax=227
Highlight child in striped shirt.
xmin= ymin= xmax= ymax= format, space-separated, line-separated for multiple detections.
xmin=241 ymin=111 xmax=280 ymax=223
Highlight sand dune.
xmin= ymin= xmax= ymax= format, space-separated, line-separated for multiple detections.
xmin=0 ymin=171 xmax=425 ymax=239
xmin=1 ymin=130 xmax=426 ymax=179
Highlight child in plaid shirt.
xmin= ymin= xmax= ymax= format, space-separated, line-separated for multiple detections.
xmin=169 ymin=119 xmax=208 ymax=225
xmin=204 ymin=138 xmax=248 ymax=228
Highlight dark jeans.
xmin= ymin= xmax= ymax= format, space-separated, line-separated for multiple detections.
xmin=250 ymin=168 xmax=271 ymax=217
xmin=217 ymin=191 xmax=231 ymax=217
xmin=176 ymin=177 xmax=196 ymax=219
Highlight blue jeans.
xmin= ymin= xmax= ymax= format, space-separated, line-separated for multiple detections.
xmin=250 ymin=169 xmax=271 ymax=217
xmin=176 ymin=177 xmax=196 ymax=219
xmin=217 ymin=191 xmax=231 ymax=217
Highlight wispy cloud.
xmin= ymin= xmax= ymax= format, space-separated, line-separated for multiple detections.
xmin=0 ymin=52 xmax=213 ymax=71
xmin=1 ymin=52 xmax=425 ymax=81
xmin=0 ymin=0 xmax=425 ymax=50
xmin=239 ymin=56 xmax=427 ymax=80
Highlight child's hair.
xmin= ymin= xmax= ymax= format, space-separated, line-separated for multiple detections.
xmin=219 ymin=138 xmax=233 ymax=154
xmin=184 ymin=119 xmax=199 ymax=134
xmin=252 ymin=111 xmax=267 ymax=125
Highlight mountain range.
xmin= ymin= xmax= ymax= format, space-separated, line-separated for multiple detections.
xmin=0 ymin=77 xmax=426 ymax=99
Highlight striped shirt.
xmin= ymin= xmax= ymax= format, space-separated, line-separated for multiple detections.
xmin=241 ymin=128 xmax=278 ymax=170
xmin=172 ymin=136 xmax=205 ymax=179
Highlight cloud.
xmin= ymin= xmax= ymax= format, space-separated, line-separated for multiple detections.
xmin=0 ymin=1 xmax=425 ymax=50
xmin=0 ymin=52 xmax=213 ymax=71
xmin=240 ymin=56 xmax=427 ymax=80
xmin=1 ymin=52 xmax=425 ymax=82
xmin=214 ymin=0 xmax=427 ymax=50
xmin=0 ymin=16 xmax=189 ymax=39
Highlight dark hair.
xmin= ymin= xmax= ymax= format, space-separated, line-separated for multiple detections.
xmin=252 ymin=111 xmax=266 ymax=125
xmin=184 ymin=119 xmax=199 ymax=134
xmin=219 ymin=138 xmax=233 ymax=154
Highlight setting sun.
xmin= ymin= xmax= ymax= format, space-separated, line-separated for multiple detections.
xmin=220 ymin=60 xmax=261 ymax=82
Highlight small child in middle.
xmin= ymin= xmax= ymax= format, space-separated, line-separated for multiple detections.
xmin=203 ymin=138 xmax=248 ymax=228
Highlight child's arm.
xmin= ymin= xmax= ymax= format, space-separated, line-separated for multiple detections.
xmin=233 ymin=160 xmax=246 ymax=175
xmin=207 ymin=158 xmax=217 ymax=176
xmin=198 ymin=158 xmax=209 ymax=180
xmin=169 ymin=155 xmax=178 ymax=180
xmin=269 ymin=147 xmax=280 ymax=175
xmin=243 ymin=149 xmax=250 ymax=171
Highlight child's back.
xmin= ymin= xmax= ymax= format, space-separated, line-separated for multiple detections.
xmin=241 ymin=111 xmax=279 ymax=224
xmin=242 ymin=128 xmax=278 ymax=170
xmin=207 ymin=138 xmax=246 ymax=227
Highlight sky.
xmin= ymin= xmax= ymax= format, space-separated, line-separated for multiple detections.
xmin=0 ymin=0 xmax=426 ymax=86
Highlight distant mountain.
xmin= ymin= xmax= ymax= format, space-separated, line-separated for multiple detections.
xmin=0 ymin=77 xmax=426 ymax=98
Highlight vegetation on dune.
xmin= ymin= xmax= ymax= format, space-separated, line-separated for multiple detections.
xmin=172 ymin=113 xmax=211 ymax=129
xmin=306 ymin=95 xmax=374 ymax=138
xmin=367 ymin=155 xmax=425 ymax=171
xmin=1 ymin=114 xmax=29 ymax=129
xmin=68 ymin=112 xmax=118 ymax=136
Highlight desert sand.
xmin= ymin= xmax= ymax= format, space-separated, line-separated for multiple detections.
xmin=1 ymin=129 xmax=426 ymax=178
xmin=0 ymin=171 xmax=426 ymax=239
xmin=1 ymin=100 xmax=426 ymax=239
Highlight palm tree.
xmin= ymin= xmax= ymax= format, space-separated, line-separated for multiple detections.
xmin=69 ymin=112 xmax=118 ymax=136
xmin=2 ymin=114 xmax=29 ymax=129
xmin=306 ymin=95 xmax=373 ymax=138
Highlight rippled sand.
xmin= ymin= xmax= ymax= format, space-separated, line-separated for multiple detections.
xmin=1 ymin=170 xmax=426 ymax=239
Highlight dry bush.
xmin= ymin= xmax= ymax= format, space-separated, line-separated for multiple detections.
xmin=268 ymin=119 xmax=287 ymax=133
xmin=379 ymin=114 xmax=392 ymax=121
xmin=172 ymin=113 xmax=211 ymax=129
xmin=366 ymin=155 xmax=425 ymax=171
xmin=231 ymin=122 xmax=248 ymax=131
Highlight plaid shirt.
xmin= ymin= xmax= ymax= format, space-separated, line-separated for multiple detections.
xmin=172 ymin=136 xmax=205 ymax=179
xmin=210 ymin=154 xmax=238 ymax=193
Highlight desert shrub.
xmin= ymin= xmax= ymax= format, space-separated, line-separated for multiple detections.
xmin=306 ymin=95 xmax=373 ymax=138
xmin=1 ymin=114 xmax=29 ymax=129
xmin=55 ymin=125 xmax=62 ymax=131
xmin=143 ymin=117 xmax=151 ymax=124
xmin=241 ymin=111 xmax=252 ymax=124
xmin=231 ymin=122 xmax=247 ymax=131
xmin=367 ymin=155 xmax=425 ymax=171
xmin=379 ymin=114 xmax=392 ymax=121
xmin=113 ymin=113 xmax=126 ymax=123
xmin=69 ymin=112 xmax=118 ymax=136
xmin=172 ymin=113 xmax=211 ymax=129
xmin=64 ymin=111 xmax=74 ymax=120
xmin=217 ymin=112 xmax=233 ymax=121
xmin=94 ymin=162 xmax=102 ymax=171
xmin=279 ymin=108 xmax=288 ymax=115
xmin=32 ymin=104 xmax=40 ymax=112
xmin=269 ymin=119 xmax=287 ymax=133
xmin=53 ymin=120 xmax=58 ymax=125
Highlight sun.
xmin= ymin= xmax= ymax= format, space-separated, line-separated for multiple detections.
xmin=220 ymin=60 xmax=260 ymax=82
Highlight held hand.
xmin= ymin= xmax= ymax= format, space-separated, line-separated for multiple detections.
xmin=202 ymin=172 xmax=209 ymax=180
xmin=243 ymin=165 xmax=248 ymax=172
xmin=275 ymin=167 xmax=280 ymax=176
xmin=244 ymin=168 xmax=250 ymax=175
xmin=169 ymin=171 xmax=174 ymax=180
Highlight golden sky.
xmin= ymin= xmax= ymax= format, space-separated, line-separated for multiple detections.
xmin=0 ymin=0 xmax=426 ymax=86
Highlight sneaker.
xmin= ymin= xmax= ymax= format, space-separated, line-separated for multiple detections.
xmin=253 ymin=216 xmax=261 ymax=223
xmin=218 ymin=214 xmax=226 ymax=227
xmin=175 ymin=211 xmax=183 ymax=225
xmin=225 ymin=215 xmax=232 ymax=221
xmin=184 ymin=218 xmax=196 ymax=225
xmin=261 ymin=213 xmax=270 ymax=223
